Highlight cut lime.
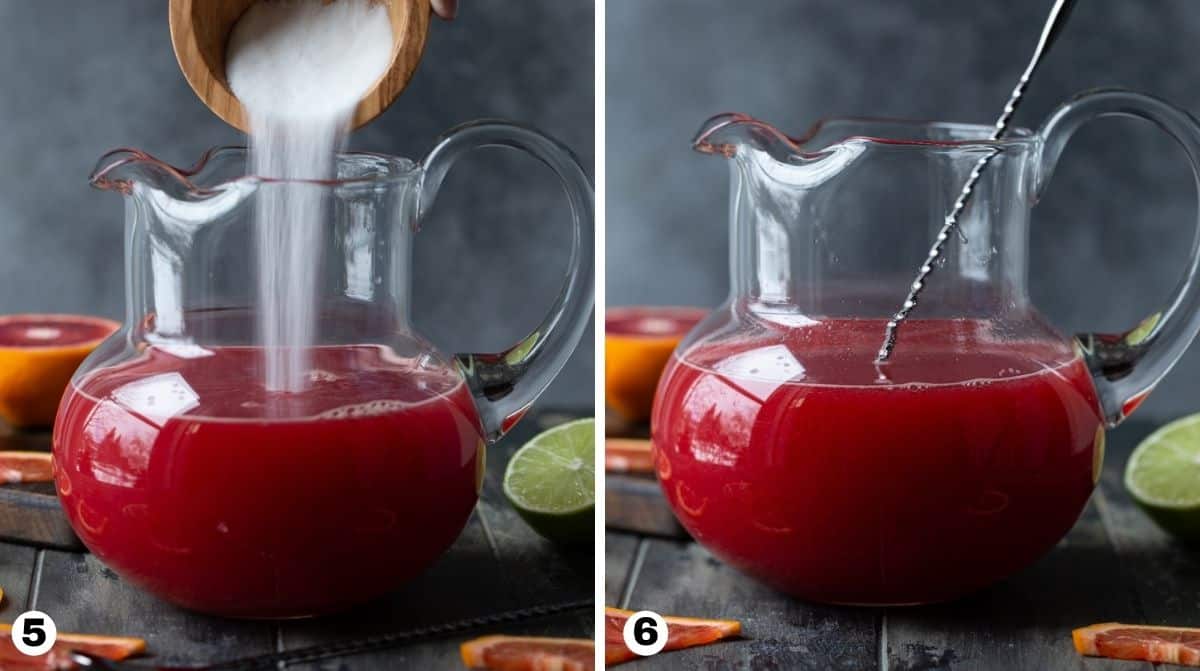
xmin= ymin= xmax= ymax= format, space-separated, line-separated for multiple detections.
xmin=1125 ymin=413 xmax=1200 ymax=543
xmin=503 ymin=417 xmax=595 ymax=545
xmin=1125 ymin=312 xmax=1162 ymax=346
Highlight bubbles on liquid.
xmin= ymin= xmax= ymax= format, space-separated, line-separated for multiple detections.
xmin=307 ymin=369 xmax=341 ymax=383
xmin=317 ymin=398 xmax=408 ymax=420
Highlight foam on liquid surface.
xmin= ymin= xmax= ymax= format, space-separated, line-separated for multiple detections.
xmin=71 ymin=344 xmax=465 ymax=424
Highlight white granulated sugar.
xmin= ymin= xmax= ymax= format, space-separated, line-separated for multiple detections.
xmin=227 ymin=0 xmax=394 ymax=122
xmin=225 ymin=0 xmax=392 ymax=393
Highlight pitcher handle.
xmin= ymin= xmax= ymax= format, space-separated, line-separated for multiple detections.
xmin=419 ymin=120 xmax=594 ymax=440
xmin=1036 ymin=89 xmax=1200 ymax=425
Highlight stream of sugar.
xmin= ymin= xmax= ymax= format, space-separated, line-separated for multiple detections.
xmin=226 ymin=0 xmax=393 ymax=392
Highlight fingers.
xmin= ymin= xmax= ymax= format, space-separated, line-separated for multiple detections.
xmin=431 ymin=0 xmax=458 ymax=20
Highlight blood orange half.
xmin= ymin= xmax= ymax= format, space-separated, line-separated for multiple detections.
xmin=1074 ymin=622 xmax=1200 ymax=666
xmin=605 ymin=607 xmax=740 ymax=665
xmin=0 ymin=314 xmax=117 ymax=428
xmin=0 ymin=625 xmax=145 ymax=669
xmin=0 ymin=451 xmax=53 ymax=483
xmin=460 ymin=635 xmax=594 ymax=671
xmin=605 ymin=438 xmax=654 ymax=474
xmin=605 ymin=306 xmax=706 ymax=423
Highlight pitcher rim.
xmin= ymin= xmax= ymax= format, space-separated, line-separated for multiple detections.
xmin=89 ymin=146 xmax=420 ymax=195
xmin=694 ymin=113 xmax=1036 ymax=158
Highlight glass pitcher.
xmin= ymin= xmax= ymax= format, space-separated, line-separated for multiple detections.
xmin=652 ymin=89 xmax=1200 ymax=605
xmin=52 ymin=121 xmax=593 ymax=618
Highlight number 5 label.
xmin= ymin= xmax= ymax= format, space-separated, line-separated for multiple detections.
xmin=622 ymin=610 xmax=668 ymax=657
xmin=11 ymin=611 xmax=56 ymax=656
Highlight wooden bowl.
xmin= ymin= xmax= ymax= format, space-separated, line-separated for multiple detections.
xmin=168 ymin=0 xmax=430 ymax=132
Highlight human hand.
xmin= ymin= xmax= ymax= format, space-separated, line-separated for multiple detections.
xmin=431 ymin=0 xmax=457 ymax=20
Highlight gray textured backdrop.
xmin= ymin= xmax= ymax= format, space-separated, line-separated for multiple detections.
xmin=0 ymin=1 xmax=594 ymax=408
xmin=608 ymin=0 xmax=1200 ymax=422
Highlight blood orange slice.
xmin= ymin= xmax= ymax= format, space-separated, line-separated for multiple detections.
xmin=604 ymin=607 xmax=740 ymax=665
xmin=605 ymin=438 xmax=654 ymax=474
xmin=0 ymin=314 xmax=118 ymax=428
xmin=605 ymin=306 xmax=706 ymax=423
xmin=460 ymin=635 xmax=594 ymax=671
xmin=0 ymin=625 xmax=145 ymax=669
xmin=0 ymin=452 xmax=53 ymax=483
xmin=1074 ymin=622 xmax=1200 ymax=666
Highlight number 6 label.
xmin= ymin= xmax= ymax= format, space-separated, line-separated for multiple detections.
xmin=622 ymin=610 xmax=668 ymax=657
xmin=11 ymin=611 xmax=56 ymax=656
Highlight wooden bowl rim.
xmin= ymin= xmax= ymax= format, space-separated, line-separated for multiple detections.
xmin=167 ymin=0 xmax=431 ymax=133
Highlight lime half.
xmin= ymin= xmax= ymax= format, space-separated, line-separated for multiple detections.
xmin=1125 ymin=413 xmax=1200 ymax=543
xmin=503 ymin=417 xmax=595 ymax=545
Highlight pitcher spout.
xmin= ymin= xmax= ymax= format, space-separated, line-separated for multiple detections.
xmin=693 ymin=113 xmax=805 ymax=161
xmin=694 ymin=113 xmax=871 ymax=192
xmin=89 ymin=147 xmax=252 ymax=198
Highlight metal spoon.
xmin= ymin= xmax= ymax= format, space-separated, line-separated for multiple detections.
xmin=876 ymin=0 xmax=1078 ymax=363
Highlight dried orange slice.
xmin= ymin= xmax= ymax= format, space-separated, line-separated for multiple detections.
xmin=460 ymin=635 xmax=594 ymax=671
xmin=605 ymin=307 xmax=705 ymax=423
xmin=1074 ymin=622 xmax=1200 ymax=666
xmin=0 ymin=314 xmax=117 ymax=428
xmin=604 ymin=607 xmax=740 ymax=665
xmin=0 ymin=625 xmax=145 ymax=669
xmin=605 ymin=438 xmax=654 ymax=474
xmin=0 ymin=452 xmax=53 ymax=483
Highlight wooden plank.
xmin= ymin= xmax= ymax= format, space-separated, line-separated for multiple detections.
xmin=0 ymin=426 xmax=81 ymax=549
xmin=624 ymin=537 xmax=879 ymax=670
xmin=605 ymin=532 xmax=638 ymax=605
xmin=605 ymin=407 xmax=688 ymax=537
xmin=605 ymin=473 xmax=688 ymax=539
xmin=885 ymin=500 xmax=1148 ymax=671
xmin=0 ymin=485 xmax=82 ymax=550
xmin=0 ymin=542 xmax=35 ymax=623
xmin=1097 ymin=421 xmax=1200 ymax=626
xmin=34 ymin=550 xmax=275 ymax=666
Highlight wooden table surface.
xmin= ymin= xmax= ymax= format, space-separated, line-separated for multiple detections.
xmin=0 ymin=408 xmax=593 ymax=669
xmin=607 ymin=420 xmax=1197 ymax=670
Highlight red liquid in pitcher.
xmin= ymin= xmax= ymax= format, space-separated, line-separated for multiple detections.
xmin=54 ymin=345 xmax=483 ymax=618
xmin=652 ymin=317 xmax=1104 ymax=605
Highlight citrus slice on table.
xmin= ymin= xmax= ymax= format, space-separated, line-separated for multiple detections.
xmin=503 ymin=417 xmax=594 ymax=545
xmin=0 ymin=452 xmax=53 ymax=483
xmin=1074 ymin=622 xmax=1200 ymax=666
xmin=460 ymin=635 xmax=594 ymax=671
xmin=605 ymin=306 xmax=706 ymax=423
xmin=0 ymin=625 xmax=145 ymax=669
xmin=604 ymin=606 xmax=741 ymax=665
xmin=605 ymin=438 xmax=654 ymax=474
xmin=1124 ymin=414 xmax=1200 ymax=543
xmin=0 ymin=314 xmax=118 ymax=428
